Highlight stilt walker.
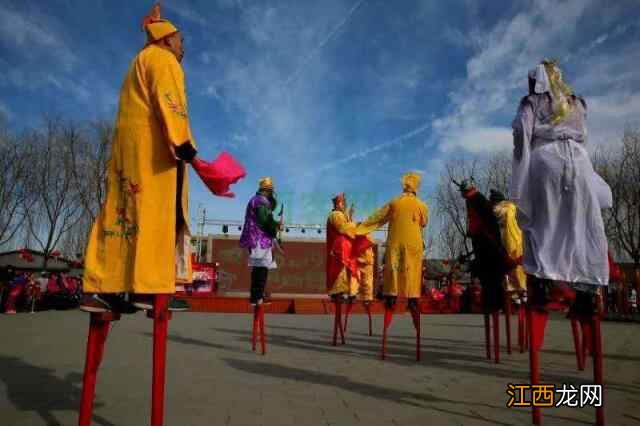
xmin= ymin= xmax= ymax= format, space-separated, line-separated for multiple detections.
xmin=455 ymin=181 xmax=513 ymax=363
xmin=355 ymin=172 xmax=429 ymax=361
xmin=491 ymin=190 xmax=528 ymax=356
xmin=511 ymin=60 xmax=611 ymax=425
xmin=78 ymin=5 xmax=244 ymax=425
xmin=325 ymin=193 xmax=372 ymax=345
xmin=240 ymin=177 xmax=282 ymax=354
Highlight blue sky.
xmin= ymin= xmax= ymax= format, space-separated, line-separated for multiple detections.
xmin=1 ymin=0 xmax=639 ymax=236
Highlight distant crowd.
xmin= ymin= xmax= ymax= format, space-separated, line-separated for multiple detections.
xmin=0 ymin=268 xmax=82 ymax=314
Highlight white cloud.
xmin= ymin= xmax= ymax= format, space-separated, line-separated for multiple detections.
xmin=0 ymin=4 xmax=77 ymax=71
xmin=164 ymin=0 xmax=208 ymax=27
xmin=428 ymin=0 xmax=616 ymax=155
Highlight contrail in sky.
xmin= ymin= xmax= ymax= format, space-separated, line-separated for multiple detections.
xmin=282 ymin=0 xmax=367 ymax=88
xmin=304 ymin=121 xmax=432 ymax=177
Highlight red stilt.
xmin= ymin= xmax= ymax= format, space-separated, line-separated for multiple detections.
xmin=484 ymin=313 xmax=491 ymax=360
xmin=505 ymin=294 xmax=512 ymax=355
xmin=251 ymin=304 xmax=267 ymax=354
xmin=365 ymin=303 xmax=373 ymax=336
xmin=410 ymin=308 xmax=421 ymax=361
xmin=343 ymin=302 xmax=354 ymax=335
xmin=381 ymin=305 xmax=394 ymax=360
xmin=78 ymin=311 xmax=120 ymax=426
xmin=258 ymin=305 xmax=266 ymax=355
xmin=570 ymin=318 xmax=585 ymax=371
xmin=592 ymin=315 xmax=605 ymax=426
xmin=150 ymin=295 xmax=171 ymax=426
xmin=492 ymin=311 xmax=500 ymax=363
xmin=252 ymin=305 xmax=259 ymax=352
xmin=528 ymin=307 xmax=549 ymax=425
xmin=518 ymin=303 xmax=526 ymax=353
xmin=332 ymin=300 xmax=345 ymax=346
xmin=581 ymin=319 xmax=593 ymax=369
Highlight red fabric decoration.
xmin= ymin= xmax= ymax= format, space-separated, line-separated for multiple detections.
xmin=141 ymin=3 xmax=162 ymax=30
xmin=50 ymin=250 xmax=61 ymax=258
xmin=429 ymin=287 xmax=445 ymax=301
xmin=608 ymin=252 xmax=621 ymax=282
xmin=325 ymin=219 xmax=373 ymax=292
xmin=192 ymin=151 xmax=246 ymax=198
xmin=19 ymin=248 xmax=34 ymax=263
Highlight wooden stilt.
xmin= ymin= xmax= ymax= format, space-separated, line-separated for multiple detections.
xmin=381 ymin=305 xmax=393 ymax=360
xmin=492 ymin=311 xmax=500 ymax=363
xmin=570 ymin=318 xmax=585 ymax=370
xmin=505 ymin=293 xmax=512 ymax=355
xmin=592 ymin=315 xmax=605 ymax=426
xmin=149 ymin=295 xmax=171 ymax=426
xmin=484 ymin=313 xmax=491 ymax=360
xmin=78 ymin=312 xmax=120 ymax=426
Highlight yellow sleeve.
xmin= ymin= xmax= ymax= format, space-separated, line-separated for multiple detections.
xmin=329 ymin=211 xmax=356 ymax=238
xmin=419 ymin=202 xmax=429 ymax=228
xmin=355 ymin=203 xmax=391 ymax=235
xmin=146 ymin=50 xmax=196 ymax=155
xmin=504 ymin=203 xmax=524 ymax=257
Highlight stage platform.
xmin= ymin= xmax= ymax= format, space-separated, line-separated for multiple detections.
xmin=177 ymin=294 xmax=457 ymax=315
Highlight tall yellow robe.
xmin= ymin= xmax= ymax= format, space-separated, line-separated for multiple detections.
xmin=326 ymin=210 xmax=359 ymax=297
xmin=357 ymin=238 xmax=375 ymax=301
xmin=83 ymin=44 xmax=194 ymax=294
xmin=493 ymin=201 xmax=526 ymax=293
xmin=356 ymin=193 xmax=428 ymax=298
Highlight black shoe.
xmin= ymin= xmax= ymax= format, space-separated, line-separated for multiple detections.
xmin=79 ymin=294 xmax=112 ymax=313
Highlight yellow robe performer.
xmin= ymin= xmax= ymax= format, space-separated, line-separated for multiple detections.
xmin=493 ymin=199 xmax=527 ymax=293
xmin=84 ymin=28 xmax=194 ymax=294
xmin=356 ymin=172 xmax=428 ymax=298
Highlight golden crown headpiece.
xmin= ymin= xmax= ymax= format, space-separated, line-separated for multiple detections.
xmin=402 ymin=171 xmax=422 ymax=193
xmin=258 ymin=177 xmax=273 ymax=190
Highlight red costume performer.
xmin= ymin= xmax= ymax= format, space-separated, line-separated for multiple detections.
xmin=326 ymin=193 xmax=373 ymax=345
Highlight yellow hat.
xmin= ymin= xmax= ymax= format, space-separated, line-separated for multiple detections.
xmin=258 ymin=177 xmax=273 ymax=190
xmin=142 ymin=4 xmax=179 ymax=43
xmin=402 ymin=171 xmax=421 ymax=193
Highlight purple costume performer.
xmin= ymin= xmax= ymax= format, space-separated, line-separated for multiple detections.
xmin=239 ymin=177 xmax=280 ymax=305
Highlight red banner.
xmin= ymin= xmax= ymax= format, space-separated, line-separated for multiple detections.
xmin=211 ymin=237 xmax=376 ymax=295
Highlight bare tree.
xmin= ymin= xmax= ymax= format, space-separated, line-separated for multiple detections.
xmin=24 ymin=118 xmax=85 ymax=268
xmin=0 ymin=124 xmax=31 ymax=248
xmin=593 ymin=128 xmax=640 ymax=269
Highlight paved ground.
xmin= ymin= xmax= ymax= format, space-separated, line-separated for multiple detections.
xmin=0 ymin=311 xmax=639 ymax=426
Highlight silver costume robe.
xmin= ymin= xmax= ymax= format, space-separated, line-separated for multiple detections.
xmin=511 ymin=94 xmax=612 ymax=287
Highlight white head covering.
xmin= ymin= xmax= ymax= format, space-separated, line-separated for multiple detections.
xmin=528 ymin=64 xmax=551 ymax=94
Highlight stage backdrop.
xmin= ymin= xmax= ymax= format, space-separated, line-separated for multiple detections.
xmin=205 ymin=235 xmax=378 ymax=295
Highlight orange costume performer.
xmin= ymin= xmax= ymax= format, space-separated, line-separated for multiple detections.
xmin=78 ymin=5 xmax=244 ymax=426
xmin=325 ymin=193 xmax=373 ymax=344
xmin=355 ymin=172 xmax=429 ymax=360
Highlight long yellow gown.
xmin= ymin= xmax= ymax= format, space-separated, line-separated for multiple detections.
xmin=493 ymin=201 xmax=526 ymax=292
xmin=356 ymin=193 xmax=428 ymax=298
xmin=83 ymin=44 xmax=194 ymax=294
